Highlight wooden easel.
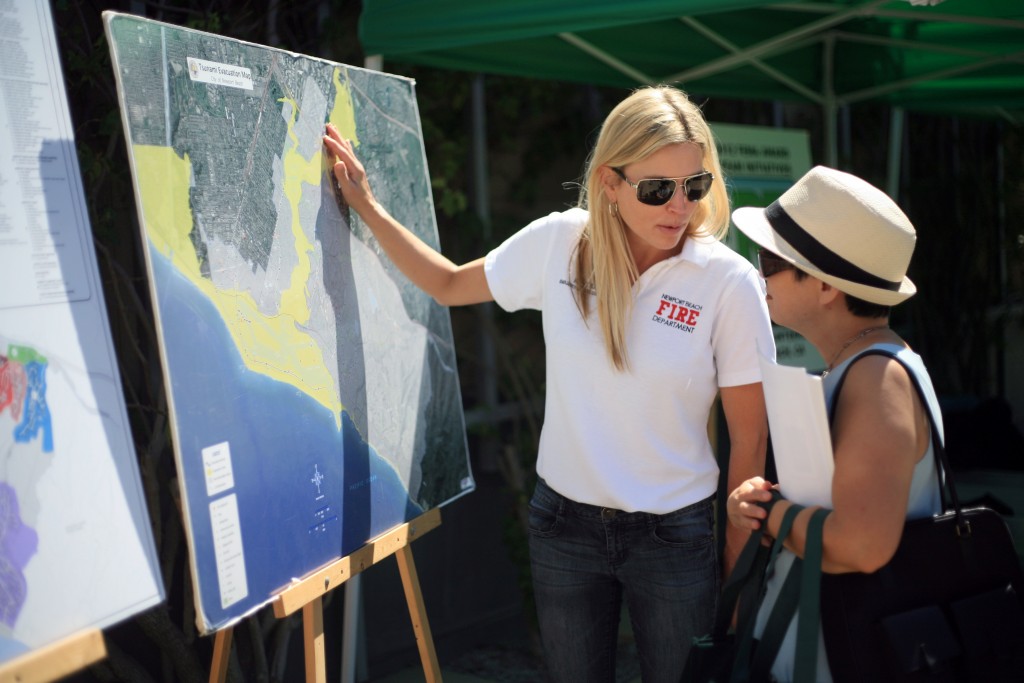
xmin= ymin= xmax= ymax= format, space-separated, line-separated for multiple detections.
xmin=0 ymin=628 xmax=106 ymax=683
xmin=208 ymin=507 xmax=443 ymax=683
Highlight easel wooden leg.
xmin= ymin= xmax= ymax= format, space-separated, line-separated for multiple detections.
xmin=396 ymin=544 xmax=442 ymax=683
xmin=303 ymin=597 xmax=327 ymax=683
xmin=261 ymin=510 xmax=443 ymax=683
xmin=208 ymin=627 xmax=232 ymax=683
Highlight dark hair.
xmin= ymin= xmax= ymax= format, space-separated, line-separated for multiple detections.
xmin=792 ymin=269 xmax=892 ymax=318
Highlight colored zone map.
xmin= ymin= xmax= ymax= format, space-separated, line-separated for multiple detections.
xmin=105 ymin=14 xmax=473 ymax=631
xmin=0 ymin=346 xmax=44 ymax=631
xmin=0 ymin=345 xmax=51 ymax=630
xmin=0 ymin=347 xmax=51 ymax=456
xmin=0 ymin=327 xmax=162 ymax=660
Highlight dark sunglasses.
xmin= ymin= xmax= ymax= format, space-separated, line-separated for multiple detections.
xmin=613 ymin=167 xmax=714 ymax=205
xmin=757 ymin=249 xmax=796 ymax=279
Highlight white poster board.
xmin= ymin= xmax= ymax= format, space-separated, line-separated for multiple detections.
xmin=0 ymin=0 xmax=164 ymax=662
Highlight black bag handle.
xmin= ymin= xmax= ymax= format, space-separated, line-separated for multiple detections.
xmin=747 ymin=507 xmax=830 ymax=683
xmin=826 ymin=348 xmax=969 ymax=535
xmin=710 ymin=525 xmax=770 ymax=639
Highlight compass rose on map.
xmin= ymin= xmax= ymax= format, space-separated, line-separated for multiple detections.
xmin=310 ymin=464 xmax=325 ymax=499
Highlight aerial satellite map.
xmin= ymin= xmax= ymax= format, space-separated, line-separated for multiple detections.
xmin=104 ymin=12 xmax=473 ymax=632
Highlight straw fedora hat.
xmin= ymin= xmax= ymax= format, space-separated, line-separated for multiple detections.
xmin=732 ymin=166 xmax=917 ymax=306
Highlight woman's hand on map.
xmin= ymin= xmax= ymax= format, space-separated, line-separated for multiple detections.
xmin=323 ymin=124 xmax=378 ymax=217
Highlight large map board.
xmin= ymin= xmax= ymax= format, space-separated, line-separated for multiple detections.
xmin=103 ymin=13 xmax=474 ymax=633
xmin=0 ymin=0 xmax=164 ymax=662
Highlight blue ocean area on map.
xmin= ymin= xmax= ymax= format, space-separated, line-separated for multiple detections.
xmin=151 ymin=247 xmax=421 ymax=623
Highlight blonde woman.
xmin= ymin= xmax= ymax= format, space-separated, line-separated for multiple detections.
xmin=324 ymin=86 xmax=773 ymax=682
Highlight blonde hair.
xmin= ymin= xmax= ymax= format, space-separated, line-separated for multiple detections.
xmin=572 ymin=85 xmax=730 ymax=370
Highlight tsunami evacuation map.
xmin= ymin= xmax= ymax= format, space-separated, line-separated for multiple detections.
xmin=105 ymin=14 xmax=473 ymax=631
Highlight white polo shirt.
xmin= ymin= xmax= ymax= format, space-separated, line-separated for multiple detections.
xmin=484 ymin=208 xmax=775 ymax=514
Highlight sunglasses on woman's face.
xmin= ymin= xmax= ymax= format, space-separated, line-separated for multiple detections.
xmin=757 ymin=249 xmax=796 ymax=278
xmin=613 ymin=167 xmax=714 ymax=206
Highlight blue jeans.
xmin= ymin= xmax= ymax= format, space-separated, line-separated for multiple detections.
xmin=528 ymin=478 xmax=718 ymax=683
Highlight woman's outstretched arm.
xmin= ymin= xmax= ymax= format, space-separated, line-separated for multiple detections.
xmin=323 ymin=123 xmax=493 ymax=306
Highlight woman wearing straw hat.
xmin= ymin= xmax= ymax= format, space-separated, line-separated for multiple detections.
xmin=324 ymin=86 xmax=775 ymax=682
xmin=726 ymin=166 xmax=942 ymax=681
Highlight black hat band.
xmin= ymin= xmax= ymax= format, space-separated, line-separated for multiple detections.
xmin=765 ymin=201 xmax=902 ymax=292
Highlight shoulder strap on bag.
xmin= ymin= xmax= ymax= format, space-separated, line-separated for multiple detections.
xmin=693 ymin=527 xmax=770 ymax=683
xmin=794 ymin=509 xmax=829 ymax=682
xmin=766 ymin=501 xmax=803 ymax=578
xmin=711 ymin=525 xmax=769 ymax=638
xmin=748 ymin=507 xmax=829 ymax=683
xmin=747 ymin=504 xmax=805 ymax=681
xmin=827 ymin=348 xmax=967 ymax=532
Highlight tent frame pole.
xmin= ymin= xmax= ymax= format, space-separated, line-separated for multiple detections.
xmin=886 ymin=107 xmax=905 ymax=201
xmin=823 ymin=34 xmax=838 ymax=168
xmin=472 ymin=74 xmax=500 ymax=472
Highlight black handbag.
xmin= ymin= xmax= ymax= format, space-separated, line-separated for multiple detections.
xmin=819 ymin=349 xmax=1024 ymax=682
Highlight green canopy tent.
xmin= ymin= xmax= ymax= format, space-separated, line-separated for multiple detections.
xmin=355 ymin=0 xmax=1023 ymax=446
xmin=359 ymin=0 xmax=1024 ymax=167
xmin=354 ymin=0 xmax=1024 ymax=442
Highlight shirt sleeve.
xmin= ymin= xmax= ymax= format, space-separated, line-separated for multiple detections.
xmin=712 ymin=260 xmax=776 ymax=387
xmin=484 ymin=209 xmax=583 ymax=312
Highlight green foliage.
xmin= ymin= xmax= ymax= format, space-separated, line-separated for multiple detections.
xmin=431 ymin=172 xmax=468 ymax=216
xmin=185 ymin=12 xmax=221 ymax=33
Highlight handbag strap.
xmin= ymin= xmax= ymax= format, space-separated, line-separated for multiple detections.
xmin=749 ymin=508 xmax=830 ymax=683
xmin=710 ymin=525 xmax=769 ymax=637
xmin=741 ymin=503 xmax=807 ymax=682
xmin=825 ymin=347 xmax=967 ymax=533
xmin=767 ymin=502 xmax=804 ymax=578
xmin=704 ymin=529 xmax=772 ymax=683
xmin=745 ymin=505 xmax=806 ymax=679
xmin=794 ymin=509 xmax=829 ymax=682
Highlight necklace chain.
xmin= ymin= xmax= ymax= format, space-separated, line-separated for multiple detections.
xmin=821 ymin=326 xmax=887 ymax=377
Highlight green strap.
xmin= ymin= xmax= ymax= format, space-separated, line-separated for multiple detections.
xmin=732 ymin=502 xmax=805 ymax=683
xmin=767 ymin=502 xmax=805 ymax=577
xmin=749 ymin=556 xmax=803 ymax=679
xmin=711 ymin=526 xmax=768 ymax=636
xmin=724 ymin=532 xmax=772 ymax=683
xmin=748 ymin=507 xmax=830 ymax=683
xmin=793 ymin=509 xmax=830 ymax=683
xmin=733 ymin=534 xmax=772 ymax=637
xmin=692 ymin=527 xmax=771 ymax=683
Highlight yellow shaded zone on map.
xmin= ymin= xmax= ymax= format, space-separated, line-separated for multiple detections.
xmin=132 ymin=68 xmax=360 ymax=427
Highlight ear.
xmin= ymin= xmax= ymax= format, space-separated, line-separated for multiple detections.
xmin=598 ymin=165 xmax=620 ymax=204
xmin=818 ymin=281 xmax=842 ymax=307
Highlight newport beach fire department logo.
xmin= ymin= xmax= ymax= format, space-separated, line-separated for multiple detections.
xmin=652 ymin=294 xmax=701 ymax=332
